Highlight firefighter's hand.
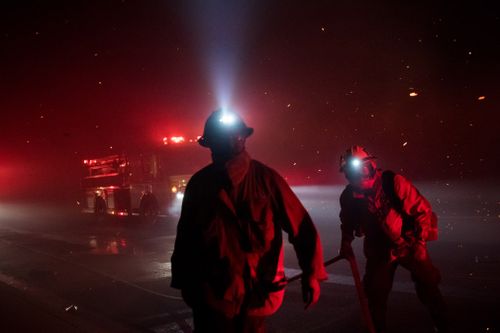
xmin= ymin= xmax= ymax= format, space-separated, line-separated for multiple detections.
xmin=302 ymin=276 xmax=320 ymax=310
xmin=391 ymin=237 xmax=410 ymax=259
xmin=412 ymin=241 xmax=428 ymax=261
xmin=339 ymin=241 xmax=355 ymax=260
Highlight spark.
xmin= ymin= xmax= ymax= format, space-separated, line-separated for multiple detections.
xmin=409 ymin=92 xmax=418 ymax=97
xmin=402 ymin=141 xmax=408 ymax=147
xmin=478 ymin=96 xmax=486 ymax=100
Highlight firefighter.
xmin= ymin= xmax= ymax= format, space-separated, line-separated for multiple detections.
xmin=171 ymin=109 xmax=327 ymax=332
xmin=338 ymin=145 xmax=448 ymax=333
xmin=94 ymin=191 xmax=106 ymax=215
xmin=139 ymin=187 xmax=159 ymax=217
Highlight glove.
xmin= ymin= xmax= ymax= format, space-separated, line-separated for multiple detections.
xmin=301 ymin=276 xmax=320 ymax=310
xmin=412 ymin=240 xmax=428 ymax=261
xmin=391 ymin=237 xmax=410 ymax=259
xmin=339 ymin=240 xmax=355 ymax=260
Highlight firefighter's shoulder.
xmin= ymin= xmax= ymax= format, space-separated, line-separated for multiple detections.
xmin=339 ymin=184 xmax=354 ymax=203
xmin=186 ymin=163 xmax=218 ymax=187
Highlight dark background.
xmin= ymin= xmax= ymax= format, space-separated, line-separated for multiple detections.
xmin=1 ymin=0 xmax=499 ymax=202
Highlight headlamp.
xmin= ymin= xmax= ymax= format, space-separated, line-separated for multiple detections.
xmin=350 ymin=158 xmax=362 ymax=169
xmin=219 ymin=112 xmax=237 ymax=125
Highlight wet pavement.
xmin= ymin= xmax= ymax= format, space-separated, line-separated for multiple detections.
xmin=0 ymin=180 xmax=498 ymax=332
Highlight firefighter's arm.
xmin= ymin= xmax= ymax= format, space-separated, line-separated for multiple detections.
xmin=394 ymin=175 xmax=433 ymax=261
xmin=170 ymin=180 xmax=199 ymax=291
xmin=394 ymin=175 xmax=433 ymax=243
xmin=273 ymin=174 xmax=327 ymax=307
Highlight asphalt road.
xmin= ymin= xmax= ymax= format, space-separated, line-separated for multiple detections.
xmin=0 ymin=180 xmax=498 ymax=332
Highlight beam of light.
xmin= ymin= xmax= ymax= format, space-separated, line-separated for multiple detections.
xmin=181 ymin=1 xmax=257 ymax=110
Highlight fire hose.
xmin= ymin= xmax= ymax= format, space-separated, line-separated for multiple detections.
xmin=287 ymin=255 xmax=376 ymax=333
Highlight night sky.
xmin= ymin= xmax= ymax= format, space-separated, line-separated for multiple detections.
xmin=1 ymin=1 xmax=499 ymax=201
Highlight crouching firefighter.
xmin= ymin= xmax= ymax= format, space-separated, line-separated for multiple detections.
xmin=338 ymin=146 xmax=448 ymax=333
xmin=171 ymin=109 xmax=327 ymax=333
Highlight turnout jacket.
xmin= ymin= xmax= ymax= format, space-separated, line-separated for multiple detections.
xmin=340 ymin=170 xmax=434 ymax=256
xmin=171 ymin=151 xmax=327 ymax=317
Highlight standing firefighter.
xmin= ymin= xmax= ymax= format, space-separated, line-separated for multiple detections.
xmin=171 ymin=109 xmax=327 ymax=332
xmin=338 ymin=146 xmax=447 ymax=333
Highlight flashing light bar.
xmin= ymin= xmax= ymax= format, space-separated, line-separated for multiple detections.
xmin=171 ymin=136 xmax=185 ymax=144
xmin=162 ymin=136 xmax=200 ymax=145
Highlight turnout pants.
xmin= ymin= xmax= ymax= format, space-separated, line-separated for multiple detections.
xmin=363 ymin=248 xmax=448 ymax=332
xmin=192 ymin=304 xmax=266 ymax=333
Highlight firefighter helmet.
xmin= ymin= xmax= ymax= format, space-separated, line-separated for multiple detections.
xmin=198 ymin=109 xmax=254 ymax=148
xmin=339 ymin=145 xmax=376 ymax=172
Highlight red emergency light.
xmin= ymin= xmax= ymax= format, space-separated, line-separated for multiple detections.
xmin=83 ymin=159 xmax=98 ymax=165
xmin=162 ymin=136 xmax=190 ymax=145
xmin=171 ymin=136 xmax=185 ymax=144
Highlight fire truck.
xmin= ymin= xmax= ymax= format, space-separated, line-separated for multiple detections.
xmin=81 ymin=137 xmax=208 ymax=217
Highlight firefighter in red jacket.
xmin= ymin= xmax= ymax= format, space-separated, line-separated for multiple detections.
xmin=171 ymin=110 xmax=327 ymax=332
xmin=338 ymin=146 xmax=447 ymax=333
